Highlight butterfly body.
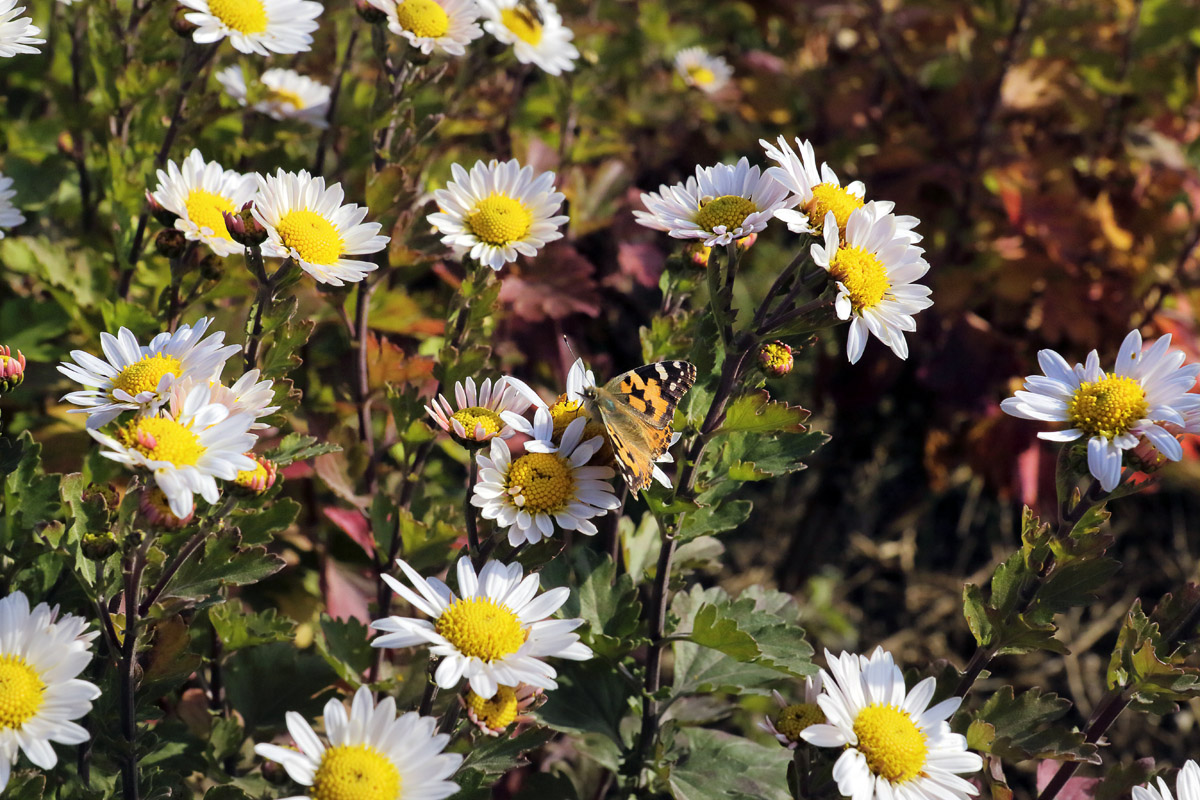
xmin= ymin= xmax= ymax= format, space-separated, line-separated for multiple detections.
xmin=577 ymin=360 xmax=697 ymax=492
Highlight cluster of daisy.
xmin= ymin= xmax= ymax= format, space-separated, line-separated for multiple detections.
xmin=150 ymin=149 xmax=389 ymax=286
xmin=634 ymin=137 xmax=933 ymax=364
xmin=57 ymin=318 xmax=278 ymax=520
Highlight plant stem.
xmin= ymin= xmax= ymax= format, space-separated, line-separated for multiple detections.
xmin=118 ymin=539 xmax=149 ymax=800
xmin=418 ymin=662 xmax=440 ymax=716
xmin=242 ymin=246 xmax=273 ymax=372
xmin=354 ymin=278 xmax=379 ymax=494
xmin=313 ymin=27 xmax=359 ymax=175
xmin=633 ymin=517 xmax=677 ymax=780
xmin=464 ymin=457 xmax=481 ymax=566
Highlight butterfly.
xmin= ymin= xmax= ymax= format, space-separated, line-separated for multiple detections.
xmin=570 ymin=359 xmax=697 ymax=493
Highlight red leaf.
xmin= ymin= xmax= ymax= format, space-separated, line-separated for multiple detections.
xmin=324 ymin=506 xmax=375 ymax=557
xmin=324 ymin=559 xmax=371 ymax=625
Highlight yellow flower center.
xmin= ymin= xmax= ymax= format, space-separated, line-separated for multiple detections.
xmin=774 ymin=702 xmax=824 ymax=742
xmin=829 ymin=244 xmax=889 ymax=312
xmin=500 ymin=5 xmax=542 ymax=45
xmin=266 ymin=88 xmax=306 ymax=109
xmin=275 ymin=209 xmax=345 ymax=265
xmin=393 ymin=0 xmax=450 ymax=38
xmin=311 ymin=744 xmax=401 ymax=800
xmin=467 ymin=685 xmax=519 ymax=731
xmin=548 ymin=395 xmax=587 ymax=436
xmin=184 ymin=189 xmax=237 ymax=241
xmin=1067 ymin=373 xmax=1148 ymax=440
xmin=451 ymin=406 xmax=505 ymax=440
xmin=120 ymin=416 xmax=205 ymax=467
xmin=111 ymin=353 xmax=183 ymax=399
xmin=435 ymin=597 xmax=527 ymax=662
xmin=807 ymin=183 xmax=864 ymax=232
xmin=466 ymin=195 xmax=533 ymax=246
xmin=687 ymin=66 xmax=716 ymax=85
xmin=206 ymin=0 xmax=268 ymax=34
xmin=506 ymin=452 xmax=575 ymax=514
xmin=852 ymin=704 xmax=928 ymax=784
xmin=694 ymin=195 xmax=756 ymax=233
xmin=0 ymin=655 xmax=44 ymax=731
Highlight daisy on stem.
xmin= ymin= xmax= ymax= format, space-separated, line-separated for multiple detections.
xmin=478 ymin=0 xmax=578 ymax=76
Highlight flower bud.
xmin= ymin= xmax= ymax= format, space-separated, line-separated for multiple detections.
xmin=81 ymin=531 xmax=120 ymax=561
xmin=147 ymin=191 xmax=178 ymax=227
xmin=198 ymin=253 xmax=224 ymax=282
xmin=1128 ymin=424 xmax=1185 ymax=474
xmin=155 ymin=228 xmax=188 ymax=259
xmin=223 ymin=202 xmax=268 ymax=247
xmin=685 ymin=232 xmax=757 ymax=268
xmin=139 ymin=488 xmax=193 ymax=530
xmin=82 ymin=482 xmax=121 ymax=511
xmin=234 ymin=454 xmax=278 ymax=495
xmin=171 ymin=6 xmax=199 ymax=37
xmin=57 ymin=132 xmax=75 ymax=158
xmin=0 ymin=346 xmax=25 ymax=393
xmin=758 ymin=341 xmax=793 ymax=377
xmin=355 ymin=0 xmax=389 ymax=24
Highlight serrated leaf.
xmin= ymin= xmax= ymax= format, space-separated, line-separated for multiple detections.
xmin=543 ymin=549 xmax=643 ymax=659
xmin=267 ymin=433 xmax=342 ymax=468
xmin=210 ymin=603 xmax=295 ymax=651
xmin=690 ymin=604 xmax=759 ymax=660
xmin=315 ymin=615 xmax=372 ymax=687
xmin=717 ymin=390 xmax=809 ymax=434
xmin=165 ymin=534 xmax=286 ymax=606
xmin=459 ymin=727 xmax=554 ymax=776
xmin=537 ymin=661 xmax=631 ymax=743
xmin=973 ymin=687 xmax=1100 ymax=764
xmin=677 ymin=499 xmax=752 ymax=542
xmin=667 ymin=728 xmax=792 ymax=800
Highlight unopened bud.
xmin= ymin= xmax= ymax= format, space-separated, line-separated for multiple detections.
xmin=0 ymin=346 xmax=25 ymax=393
xmin=223 ymin=202 xmax=268 ymax=247
xmin=199 ymin=253 xmax=224 ymax=281
xmin=57 ymin=132 xmax=75 ymax=158
xmin=758 ymin=341 xmax=793 ymax=377
xmin=147 ymin=191 xmax=178 ymax=227
xmin=355 ymin=0 xmax=388 ymax=24
xmin=155 ymin=228 xmax=188 ymax=259
xmin=82 ymin=482 xmax=121 ymax=511
xmin=81 ymin=531 xmax=120 ymax=561
xmin=171 ymin=6 xmax=199 ymax=37
xmin=1128 ymin=424 xmax=1185 ymax=474
xmin=234 ymin=454 xmax=278 ymax=495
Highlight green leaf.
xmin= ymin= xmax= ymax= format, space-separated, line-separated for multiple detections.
xmin=3 ymin=432 xmax=61 ymax=540
xmin=717 ymin=391 xmax=809 ymax=434
xmin=666 ymin=728 xmax=792 ymax=800
xmin=677 ymin=499 xmax=752 ymax=542
xmin=458 ymin=727 xmax=554 ymax=776
xmin=165 ymin=534 xmax=286 ymax=607
xmin=544 ymin=549 xmax=643 ymax=659
xmin=266 ymin=433 xmax=341 ymax=468
xmin=690 ymin=604 xmax=759 ymax=660
xmin=315 ymin=615 xmax=372 ymax=687
xmin=537 ymin=661 xmax=632 ymax=743
xmin=973 ymin=686 xmax=1100 ymax=764
xmin=234 ymin=498 xmax=300 ymax=545
xmin=210 ymin=604 xmax=295 ymax=651
xmin=963 ymin=583 xmax=995 ymax=647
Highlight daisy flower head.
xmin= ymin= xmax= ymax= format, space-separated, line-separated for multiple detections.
xmin=172 ymin=368 xmax=279 ymax=430
xmin=252 ymin=169 xmax=389 ymax=286
xmin=384 ymin=0 xmax=483 ymax=56
xmin=803 ymin=648 xmax=983 ymax=800
xmin=151 ymin=149 xmax=257 ymax=257
xmin=89 ymin=383 xmax=258 ymax=518
xmin=1134 ymin=761 xmax=1200 ymax=800
xmin=0 ymin=590 xmax=101 ymax=792
xmin=371 ymin=556 xmax=593 ymax=699
xmin=179 ymin=0 xmax=321 ymax=56
xmin=254 ymin=685 xmax=461 ymax=800
xmin=0 ymin=0 xmax=43 ymax=57
xmin=1000 ymin=329 xmax=1200 ymax=492
xmin=0 ymin=173 xmax=25 ymax=236
xmin=58 ymin=318 xmax=240 ymax=428
xmin=760 ymin=675 xmax=824 ymax=750
xmin=761 ymin=135 xmax=866 ymax=236
xmin=633 ymin=157 xmax=791 ymax=248
xmin=811 ymin=204 xmax=933 ymax=365
xmin=463 ymin=683 xmax=542 ymax=737
xmin=427 ymin=158 xmax=568 ymax=271
xmin=215 ymin=65 xmax=331 ymax=128
xmin=425 ymin=375 xmax=542 ymax=446
xmin=674 ymin=46 xmax=732 ymax=94
xmin=478 ymin=0 xmax=578 ymax=76
xmin=474 ymin=408 xmax=620 ymax=545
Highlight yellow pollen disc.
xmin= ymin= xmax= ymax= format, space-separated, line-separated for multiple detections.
xmin=394 ymin=0 xmax=451 ymax=38
xmin=275 ymin=209 xmax=345 ymax=265
xmin=112 ymin=353 xmax=183 ymax=398
xmin=852 ymin=704 xmax=928 ymax=784
xmin=120 ymin=416 xmax=205 ymax=467
xmin=451 ymin=406 xmax=505 ymax=439
xmin=500 ymin=6 xmax=542 ymax=45
xmin=775 ymin=702 xmax=824 ymax=742
xmin=807 ymin=183 xmax=864 ymax=232
xmin=266 ymin=88 xmax=306 ymax=109
xmin=466 ymin=194 xmax=533 ymax=246
xmin=549 ymin=395 xmax=587 ymax=436
xmin=694 ymin=195 xmax=757 ymax=234
xmin=829 ymin=244 xmax=889 ymax=312
xmin=236 ymin=462 xmax=269 ymax=488
xmin=0 ymin=655 xmax=44 ymax=731
xmin=1067 ymin=373 xmax=1148 ymax=440
xmin=205 ymin=0 xmax=268 ymax=34
xmin=311 ymin=744 xmax=401 ymax=800
xmin=184 ymin=189 xmax=237 ymax=241
xmin=688 ymin=66 xmax=716 ymax=85
xmin=506 ymin=452 xmax=575 ymax=514
xmin=467 ymin=685 xmax=519 ymax=731
xmin=436 ymin=597 xmax=527 ymax=662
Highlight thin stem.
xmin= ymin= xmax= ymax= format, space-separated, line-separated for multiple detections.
xmin=313 ymin=27 xmax=359 ymax=175
xmin=354 ymin=279 xmax=379 ymax=494
xmin=242 ymin=246 xmax=272 ymax=372
xmin=758 ymin=296 xmax=833 ymax=337
xmin=118 ymin=541 xmax=148 ymax=800
xmin=633 ymin=519 xmax=676 ymax=778
xmin=752 ymin=245 xmax=809 ymax=332
xmin=138 ymin=528 xmax=208 ymax=617
xmin=418 ymin=662 xmax=440 ymax=716
xmin=464 ymin=457 xmax=481 ymax=566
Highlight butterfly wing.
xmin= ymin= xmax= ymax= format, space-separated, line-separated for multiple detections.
xmin=602 ymin=361 xmax=697 ymax=429
xmin=601 ymin=408 xmax=675 ymax=493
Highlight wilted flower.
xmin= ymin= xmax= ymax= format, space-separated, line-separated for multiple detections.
xmin=759 ymin=676 xmax=823 ymax=749
xmin=221 ymin=202 xmax=269 ymax=248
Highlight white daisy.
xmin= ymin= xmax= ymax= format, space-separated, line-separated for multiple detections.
xmin=0 ymin=173 xmax=25 ymax=237
xmin=254 ymin=686 xmax=461 ymax=800
xmin=761 ymin=135 xmax=867 ymax=236
xmin=634 ymin=157 xmax=791 ymax=247
xmin=58 ymin=318 xmax=241 ymax=428
xmin=674 ymin=46 xmax=733 ymax=94
xmin=425 ymin=375 xmax=542 ymax=445
xmin=0 ymin=591 xmax=100 ymax=792
xmin=88 ymin=383 xmax=258 ymax=518
xmin=1134 ymin=761 xmax=1200 ymax=800
xmin=0 ymin=0 xmax=42 ymax=58
xmin=172 ymin=368 xmax=279 ymax=430
xmin=427 ymin=158 xmax=568 ymax=271
xmin=802 ymin=648 xmax=983 ymax=800
xmin=371 ymin=556 xmax=593 ymax=699
xmin=759 ymin=675 xmax=824 ymax=749
xmin=478 ymin=0 xmax=577 ymax=76
xmin=381 ymin=0 xmax=483 ymax=56
xmin=215 ymin=65 xmax=331 ymax=128
xmin=474 ymin=409 xmax=620 ymax=545
xmin=252 ymin=169 xmax=390 ymax=286
xmin=179 ymin=0 xmax=321 ymax=56
xmin=151 ymin=149 xmax=257 ymax=257
xmin=1000 ymin=328 xmax=1200 ymax=491
xmin=811 ymin=204 xmax=933 ymax=364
